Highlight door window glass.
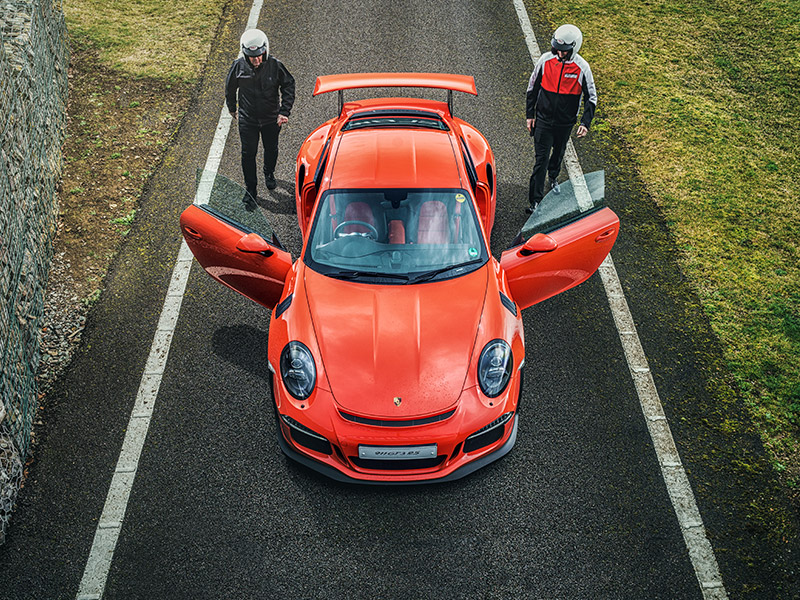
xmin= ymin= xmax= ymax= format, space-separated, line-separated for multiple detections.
xmin=514 ymin=170 xmax=605 ymax=244
xmin=195 ymin=169 xmax=278 ymax=243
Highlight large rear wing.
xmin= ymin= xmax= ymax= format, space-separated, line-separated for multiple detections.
xmin=313 ymin=72 xmax=477 ymax=115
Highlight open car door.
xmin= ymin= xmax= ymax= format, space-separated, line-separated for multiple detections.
xmin=180 ymin=170 xmax=292 ymax=310
xmin=500 ymin=171 xmax=618 ymax=310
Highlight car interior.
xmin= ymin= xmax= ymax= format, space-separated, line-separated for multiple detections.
xmin=324 ymin=190 xmax=467 ymax=246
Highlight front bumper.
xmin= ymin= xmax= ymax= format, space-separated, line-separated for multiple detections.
xmin=276 ymin=413 xmax=519 ymax=485
xmin=271 ymin=368 xmax=523 ymax=484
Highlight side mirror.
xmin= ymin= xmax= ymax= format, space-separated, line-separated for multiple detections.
xmin=519 ymin=232 xmax=558 ymax=256
xmin=236 ymin=233 xmax=274 ymax=256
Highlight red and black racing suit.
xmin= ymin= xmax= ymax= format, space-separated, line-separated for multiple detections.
xmin=526 ymin=52 xmax=597 ymax=207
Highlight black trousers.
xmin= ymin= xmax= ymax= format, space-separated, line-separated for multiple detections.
xmin=528 ymin=123 xmax=572 ymax=207
xmin=239 ymin=121 xmax=280 ymax=196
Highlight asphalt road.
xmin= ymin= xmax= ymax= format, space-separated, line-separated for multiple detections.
xmin=1 ymin=0 xmax=798 ymax=598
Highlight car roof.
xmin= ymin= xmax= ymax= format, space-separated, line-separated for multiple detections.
xmin=328 ymin=122 xmax=463 ymax=190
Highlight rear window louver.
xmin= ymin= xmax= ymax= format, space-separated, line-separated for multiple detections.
xmin=343 ymin=109 xmax=449 ymax=132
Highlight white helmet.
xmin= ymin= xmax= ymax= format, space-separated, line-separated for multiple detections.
xmin=240 ymin=28 xmax=269 ymax=57
xmin=551 ymin=24 xmax=583 ymax=60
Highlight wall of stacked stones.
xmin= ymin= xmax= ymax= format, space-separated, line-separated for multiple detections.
xmin=0 ymin=0 xmax=68 ymax=543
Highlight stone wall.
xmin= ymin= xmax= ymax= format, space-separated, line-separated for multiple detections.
xmin=0 ymin=0 xmax=68 ymax=544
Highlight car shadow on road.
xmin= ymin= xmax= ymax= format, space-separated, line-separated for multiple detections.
xmin=211 ymin=324 xmax=270 ymax=383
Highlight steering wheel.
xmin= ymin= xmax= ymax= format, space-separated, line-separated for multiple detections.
xmin=333 ymin=220 xmax=379 ymax=240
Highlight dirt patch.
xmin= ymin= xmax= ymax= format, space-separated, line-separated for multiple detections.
xmin=36 ymin=44 xmax=194 ymax=406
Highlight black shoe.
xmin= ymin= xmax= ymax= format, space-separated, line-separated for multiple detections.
xmin=549 ymin=179 xmax=560 ymax=194
xmin=245 ymin=188 xmax=257 ymax=203
xmin=265 ymin=172 xmax=277 ymax=190
xmin=525 ymin=202 xmax=538 ymax=215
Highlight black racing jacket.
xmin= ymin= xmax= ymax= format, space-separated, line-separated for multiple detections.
xmin=526 ymin=52 xmax=597 ymax=129
xmin=225 ymin=55 xmax=295 ymax=126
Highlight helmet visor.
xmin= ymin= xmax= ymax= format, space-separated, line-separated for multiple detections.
xmin=243 ymin=44 xmax=266 ymax=57
xmin=551 ymin=38 xmax=575 ymax=52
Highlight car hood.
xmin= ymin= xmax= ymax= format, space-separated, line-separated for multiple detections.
xmin=304 ymin=267 xmax=488 ymax=418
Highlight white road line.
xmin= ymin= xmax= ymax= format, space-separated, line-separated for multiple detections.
xmin=75 ymin=3 xmax=263 ymax=598
xmin=511 ymin=2 xmax=728 ymax=597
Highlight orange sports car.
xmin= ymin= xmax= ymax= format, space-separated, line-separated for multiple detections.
xmin=180 ymin=73 xmax=618 ymax=483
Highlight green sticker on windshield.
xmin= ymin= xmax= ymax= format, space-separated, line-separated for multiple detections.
xmin=455 ymin=193 xmax=466 ymax=203
xmin=468 ymin=247 xmax=478 ymax=258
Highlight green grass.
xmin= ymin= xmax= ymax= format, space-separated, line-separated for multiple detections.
xmin=538 ymin=0 xmax=800 ymax=481
xmin=110 ymin=209 xmax=136 ymax=226
xmin=64 ymin=0 xmax=227 ymax=81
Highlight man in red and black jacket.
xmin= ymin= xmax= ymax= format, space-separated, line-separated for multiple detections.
xmin=526 ymin=24 xmax=597 ymax=213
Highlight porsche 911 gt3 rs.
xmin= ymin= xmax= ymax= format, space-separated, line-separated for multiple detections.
xmin=180 ymin=73 xmax=618 ymax=483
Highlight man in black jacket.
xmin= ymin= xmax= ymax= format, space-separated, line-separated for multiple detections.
xmin=226 ymin=29 xmax=295 ymax=200
xmin=525 ymin=24 xmax=596 ymax=214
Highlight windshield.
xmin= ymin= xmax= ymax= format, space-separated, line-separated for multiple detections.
xmin=304 ymin=188 xmax=488 ymax=283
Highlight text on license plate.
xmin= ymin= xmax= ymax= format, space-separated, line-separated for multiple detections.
xmin=358 ymin=444 xmax=437 ymax=460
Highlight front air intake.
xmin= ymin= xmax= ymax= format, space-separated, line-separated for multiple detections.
xmin=280 ymin=415 xmax=332 ymax=455
xmin=463 ymin=412 xmax=514 ymax=453
xmin=349 ymin=455 xmax=446 ymax=470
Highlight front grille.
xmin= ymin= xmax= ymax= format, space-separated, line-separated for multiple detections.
xmin=339 ymin=408 xmax=455 ymax=428
xmin=349 ymin=455 xmax=446 ymax=471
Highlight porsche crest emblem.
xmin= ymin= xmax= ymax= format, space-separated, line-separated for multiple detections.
xmin=393 ymin=397 xmax=402 ymax=407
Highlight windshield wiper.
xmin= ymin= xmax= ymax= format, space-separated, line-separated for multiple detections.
xmin=327 ymin=269 xmax=410 ymax=281
xmin=409 ymin=259 xmax=484 ymax=283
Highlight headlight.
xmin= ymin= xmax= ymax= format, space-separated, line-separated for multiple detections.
xmin=477 ymin=339 xmax=513 ymax=398
xmin=280 ymin=341 xmax=316 ymax=399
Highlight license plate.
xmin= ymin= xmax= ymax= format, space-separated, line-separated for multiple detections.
xmin=358 ymin=444 xmax=437 ymax=460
